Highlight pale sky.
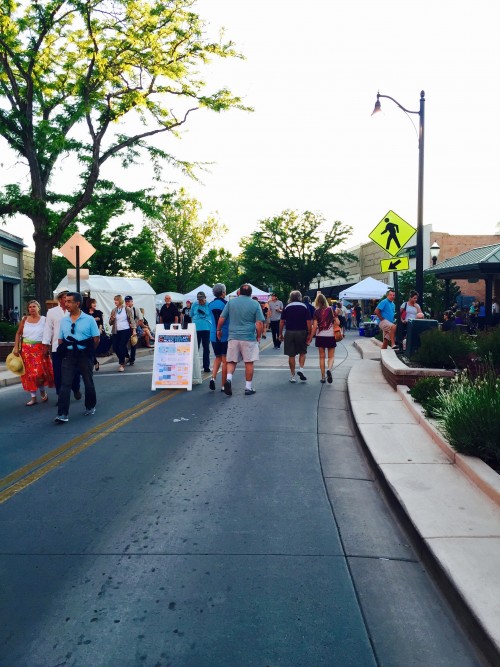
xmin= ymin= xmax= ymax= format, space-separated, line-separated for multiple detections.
xmin=3 ymin=0 xmax=500 ymax=254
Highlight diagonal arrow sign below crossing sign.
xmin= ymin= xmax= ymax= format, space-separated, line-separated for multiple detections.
xmin=380 ymin=256 xmax=410 ymax=273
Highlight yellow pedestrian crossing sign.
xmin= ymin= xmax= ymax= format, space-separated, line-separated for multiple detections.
xmin=380 ymin=256 xmax=410 ymax=273
xmin=369 ymin=210 xmax=416 ymax=257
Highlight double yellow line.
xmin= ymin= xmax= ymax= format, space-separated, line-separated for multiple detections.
xmin=0 ymin=389 xmax=181 ymax=505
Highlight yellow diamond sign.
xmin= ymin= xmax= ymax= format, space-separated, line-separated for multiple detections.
xmin=369 ymin=210 xmax=416 ymax=257
xmin=380 ymin=256 xmax=410 ymax=273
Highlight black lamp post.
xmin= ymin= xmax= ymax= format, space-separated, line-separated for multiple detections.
xmin=316 ymin=273 xmax=321 ymax=291
xmin=372 ymin=90 xmax=426 ymax=307
xmin=430 ymin=241 xmax=440 ymax=266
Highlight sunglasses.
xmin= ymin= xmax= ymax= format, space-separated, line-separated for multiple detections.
xmin=71 ymin=323 xmax=76 ymax=335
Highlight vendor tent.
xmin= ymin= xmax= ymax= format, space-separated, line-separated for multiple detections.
xmin=53 ymin=275 xmax=157 ymax=329
xmin=228 ymin=283 xmax=270 ymax=301
xmin=339 ymin=277 xmax=390 ymax=300
xmin=182 ymin=283 xmax=215 ymax=303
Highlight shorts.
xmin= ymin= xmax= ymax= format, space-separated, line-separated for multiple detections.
xmin=379 ymin=319 xmax=395 ymax=340
xmin=283 ymin=330 xmax=308 ymax=357
xmin=211 ymin=340 xmax=228 ymax=357
xmin=315 ymin=336 xmax=336 ymax=349
xmin=226 ymin=339 xmax=260 ymax=363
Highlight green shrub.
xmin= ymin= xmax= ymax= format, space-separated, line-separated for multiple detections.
xmin=476 ymin=327 xmax=500 ymax=367
xmin=434 ymin=362 xmax=500 ymax=465
xmin=0 ymin=321 xmax=17 ymax=342
xmin=409 ymin=376 xmax=452 ymax=417
xmin=412 ymin=328 xmax=473 ymax=368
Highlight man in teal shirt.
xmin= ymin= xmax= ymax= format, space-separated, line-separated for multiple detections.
xmin=374 ymin=288 xmax=397 ymax=350
xmin=217 ymin=284 xmax=265 ymax=396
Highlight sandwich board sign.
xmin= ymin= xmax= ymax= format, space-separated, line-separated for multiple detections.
xmin=369 ymin=210 xmax=416 ymax=257
xmin=151 ymin=324 xmax=197 ymax=391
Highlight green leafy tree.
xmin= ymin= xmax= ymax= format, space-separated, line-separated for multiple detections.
xmin=397 ymin=270 xmax=460 ymax=319
xmin=148 ymin=189 xmax=228 ymax=293
xmin=195 ymin=247 xmax=242 ymax=290
xmin=0 ymin=0 xmax=247 ymax=306
xmin=239 ymin=210 xmax=355 ymax=296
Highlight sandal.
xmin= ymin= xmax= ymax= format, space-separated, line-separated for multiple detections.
xmin=40 ymin=391 xmax=48 ymax=402
xmin=25 ymin=398 xmax=37 ymax=406
xmin=94 ymin=361 xmax=100 ymax=371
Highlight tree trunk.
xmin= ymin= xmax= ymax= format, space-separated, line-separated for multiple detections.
xmin=33 ymin=234 xmax=55 ymax=313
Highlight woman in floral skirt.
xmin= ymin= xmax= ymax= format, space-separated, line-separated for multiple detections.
xmin=13 ymin=300 xmax=55 ymax=405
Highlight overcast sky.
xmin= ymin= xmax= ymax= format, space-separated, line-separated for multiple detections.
xmin=3 ymin=0 xmax=500 ymax=253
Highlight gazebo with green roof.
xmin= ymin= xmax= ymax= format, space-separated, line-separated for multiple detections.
xmin=425 ymin=243 xmax=500 ymax=325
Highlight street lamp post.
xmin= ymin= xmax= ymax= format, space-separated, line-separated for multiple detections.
xmin=372 ymin=90 xmax=426 ymax=307
xmin=430 ymin=241 xmax=440 ymax=266
xmin=316 ymin=272 xmax=321 ymax=291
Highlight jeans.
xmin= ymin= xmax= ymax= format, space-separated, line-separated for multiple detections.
xmin=270 ymin=321 xmax=281 ymax=348
xmin=197 ymin=330 xmax=211 ymax=370
xmin=51 ymin=351 xmax=81 ymax=395
xmin=112 ymin=329 xmax=131 ymax=364
xmin=58 ymin=352 xmax=96 ymax=415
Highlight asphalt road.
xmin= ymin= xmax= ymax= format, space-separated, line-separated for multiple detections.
xmin=0 ymin=333 xmax=484 ymax=666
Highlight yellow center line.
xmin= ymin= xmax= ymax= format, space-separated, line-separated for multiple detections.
xmin=0 ymin=389 xmax=182 ymax=505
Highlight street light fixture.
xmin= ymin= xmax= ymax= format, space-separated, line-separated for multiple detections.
xmin=372 ymin=90 xmax=426 ymax=306
xmin=316 ymin=272 xmax=321 ymax=291
xmin=430 ymin=241 xmax=441 ymax=266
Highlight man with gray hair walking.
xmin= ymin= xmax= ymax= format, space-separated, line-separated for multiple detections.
xmin=279 ymin=290 xmax=312 ymax=383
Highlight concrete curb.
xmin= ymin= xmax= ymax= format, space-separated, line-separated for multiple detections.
xmin=348 ymin=340 xmax=500 ymax=662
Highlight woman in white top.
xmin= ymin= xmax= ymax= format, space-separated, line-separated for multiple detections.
xmin=13 ymin=300 xmax=55 ymax=405
xmin=109 ymin=294 xmax=136 ymax=372
xmin=400 ymin=290 xmax=424 ymax=324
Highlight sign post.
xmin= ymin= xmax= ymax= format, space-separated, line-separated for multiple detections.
xmin=58 ymin=232 xmax=96 ymax=292
xmin=370 ymin=210 xmax=417 ymax=345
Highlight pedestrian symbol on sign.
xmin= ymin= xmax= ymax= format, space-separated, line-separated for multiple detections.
xmin=381 ymin=218 xmax=401 ymax=251
xmin=369 ymin=211 xmax=416 ymax=257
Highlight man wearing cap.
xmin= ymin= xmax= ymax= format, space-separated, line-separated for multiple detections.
xmin=43 ymin=289 xmax=82 ymax=399
xmin=191 ymin=291 xmax=211 ymax=372
xmin=54 ymin=292 xmax=100 ymax=423
xmin=216 ymin=284 xmax=265 ymax=396
xmin=159 ymin=294 xmax=179 ymax=329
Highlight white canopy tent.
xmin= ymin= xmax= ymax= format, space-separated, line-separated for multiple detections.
xmin=339 ymin=277 xmax=390 ymax=300
xmin=182 ymin=283 xmax=215 ymax=304
xmin=53 ymin=275 xmax=157 ymax=329
xmin=228 ymin=283 xmax=270 ymax=301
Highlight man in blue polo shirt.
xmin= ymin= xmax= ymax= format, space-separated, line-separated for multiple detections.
xmin=55 ymin=292 xmax=100 ymax=424
xmin=374 ymin=288 xmax=397 ymax=350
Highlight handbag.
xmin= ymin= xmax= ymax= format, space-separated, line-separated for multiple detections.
xmin=334 ymin=325 xmax=344 ymax=342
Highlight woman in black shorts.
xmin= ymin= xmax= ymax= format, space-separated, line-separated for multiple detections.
xmin=307 ymin=294 xmax=340 ymax=383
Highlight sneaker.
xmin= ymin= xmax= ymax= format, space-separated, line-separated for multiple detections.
xmin=128 ymin=359 xmax=135 ymax=366
xmin=244 ymin=388 xmax=256 ymax=395
xmin=320 ymin=377 xmax=326 ymax=384
xmin=84 ymin=407 xmax=96 ymax=416
xmin=289 ymin=375 xmax=297 ymax=383
xmin=209 ymin=378 xmax=216 ymax=391
xmin=391 ymin=345 xmax=399 ymax=351
xmin=326 ymin=369 xmax=333 ymax=384
xmin=223 ymin=380 xmax=232 ymax=396
xmin=54 ymin=414 xmax=68 ymax=424
xmin=203 ymin=368 xmax=211 ymax=373
xmin=73 ymin=390 xmax=82 ymax=400
xmin=297 ymin=370 xmax=307 ymax=382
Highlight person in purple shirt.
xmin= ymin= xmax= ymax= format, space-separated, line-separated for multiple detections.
xmin=279 ymin=290 xmax=312 ymax=383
